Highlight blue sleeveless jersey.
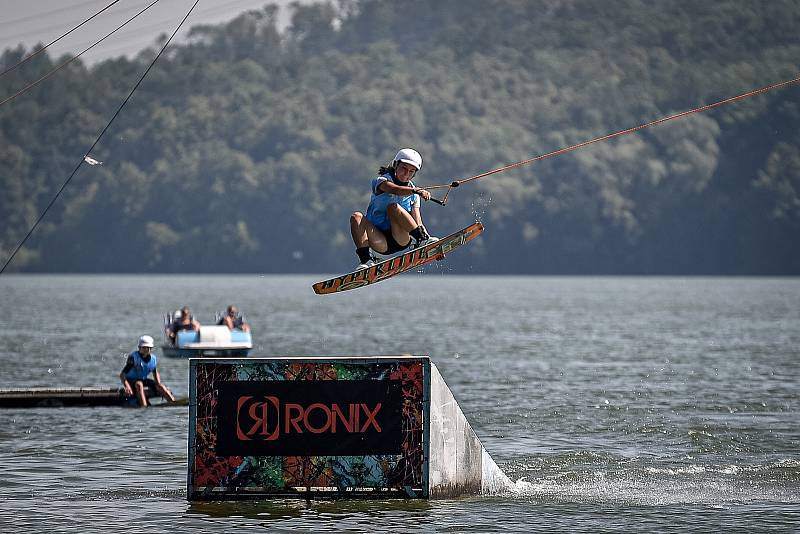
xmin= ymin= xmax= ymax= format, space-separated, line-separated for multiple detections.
xmin=365 ymin=175 xmax=419 ymax=231
xmin=125 ymin=350 xmax=158 ymax=381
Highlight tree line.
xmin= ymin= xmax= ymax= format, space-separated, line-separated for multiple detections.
xmin=1 ymin=0 xmax=798 ymax=274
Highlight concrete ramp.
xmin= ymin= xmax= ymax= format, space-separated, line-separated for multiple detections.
xmin=428 ymin=361 xmax=483 ymax=496
xmin=187 ymin=355 xmax=511 ymax=499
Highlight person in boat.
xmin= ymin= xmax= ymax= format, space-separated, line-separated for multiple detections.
xmin=120 ymin=335 xmax=176 ymax=407
xmin=350 ymin=148 xmax=439 ymax=270
xmin=167 ymin=306 xmax=200 ymax=345
xmin=219 ymin=304 xmax=250 ymax=333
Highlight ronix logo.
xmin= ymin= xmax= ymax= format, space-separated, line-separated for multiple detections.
xmin=235 ymin=396 xmax=383 ymax=441
xmin=215 ymin=379 xmax=404 ymax=456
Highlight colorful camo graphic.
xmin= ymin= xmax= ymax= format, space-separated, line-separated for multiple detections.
xmin=190 ymin=359 xmax=426 ymax=497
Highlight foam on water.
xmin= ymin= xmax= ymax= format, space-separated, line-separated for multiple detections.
xmin=491 ymin=455 xmax=800 ymax=506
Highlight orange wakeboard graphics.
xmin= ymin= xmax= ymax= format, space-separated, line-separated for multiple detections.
xmin=313 ymin=222 xmax=484 ymax=295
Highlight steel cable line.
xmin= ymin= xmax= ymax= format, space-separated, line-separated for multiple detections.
xmin=0 ymin=0 xmax=201 ymax=275
xmin=424 ymin=75 xmax=800 ymax=206
xmin=0 ymin=0 xmax=104 ymax=27
xmin=0 ymin=0 xmax=121 ymax=79
xmin=0 ymin=0 xmax=165 ymax=108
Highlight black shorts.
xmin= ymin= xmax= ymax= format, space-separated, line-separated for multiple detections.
xmin=377 ymin=228 xmax=411 ymax=254
xmin=128 ymin=378 xmax=157 ymax=390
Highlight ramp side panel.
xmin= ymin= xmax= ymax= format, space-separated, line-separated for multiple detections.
xmin=428 ymin=363 xmax=483 ymax=498
xmin=481 ymin=448 xmax=515 ymax=495
xmin=187 ymin=357 xmax=427 ymax=500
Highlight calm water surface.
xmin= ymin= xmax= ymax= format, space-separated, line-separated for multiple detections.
xmin=0 ymin=275 xmax=798 ymax=533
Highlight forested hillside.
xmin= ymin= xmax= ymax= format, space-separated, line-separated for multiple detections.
xmin=1 ymin=0 xmax=798 ymax=274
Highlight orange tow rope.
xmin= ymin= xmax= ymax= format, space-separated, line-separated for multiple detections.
xmin=425 ymin=75 xmax=800 ymax=206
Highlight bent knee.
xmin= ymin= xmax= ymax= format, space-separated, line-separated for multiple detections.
xmin=351 ymin=211 xmax=364 ymax=222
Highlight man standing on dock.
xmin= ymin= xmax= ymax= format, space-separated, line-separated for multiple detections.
xmin=120 ymin=335 xmax=176 ymax=407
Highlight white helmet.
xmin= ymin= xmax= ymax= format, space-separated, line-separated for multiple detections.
xmin=393 ymin=148 xmax=422 ymax=171
xmin=138 ymin=335 xmax=155 ymax=348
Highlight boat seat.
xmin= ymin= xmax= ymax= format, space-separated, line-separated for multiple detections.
xmin=199 ymin=325 xmax=232 ymax=344
xmin=176 ymin=329 xmax=200 ymax=345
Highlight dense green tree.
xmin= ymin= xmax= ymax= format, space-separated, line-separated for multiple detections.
xmin=0 ymin=0 xmax=798 ymax=273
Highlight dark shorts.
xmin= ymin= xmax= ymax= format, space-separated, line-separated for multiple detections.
xmin=129 ymin=378 xmax=157 ymax=390
xmin=377 ymin=228 xmax=411 ymax=254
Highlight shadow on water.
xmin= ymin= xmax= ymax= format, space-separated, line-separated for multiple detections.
xmin=187 ymin=498 xmax=432 ymax=522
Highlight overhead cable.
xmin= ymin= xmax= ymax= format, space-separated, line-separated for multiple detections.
xmin=0 ymin=0 xmax=121 ymax=79
xmin=0 ymin=0 xmax=163 ymax=108
xmin=0 ymin=0 xmax=201 ymax=274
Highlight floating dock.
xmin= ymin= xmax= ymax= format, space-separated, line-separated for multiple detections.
xmin=0 ymin=387 xmax=168 ymax=408
xmin=188 ymin=355 xmax=512 ymax=499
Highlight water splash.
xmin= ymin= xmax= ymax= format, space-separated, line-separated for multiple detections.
xmin=486 ymin=456 xmax=800 ymax=505
xmin=470 ymin=194 xmax=492 ymax=222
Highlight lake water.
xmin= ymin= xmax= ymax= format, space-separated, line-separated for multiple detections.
xmin=0 ymin=275 xmax=798 ymax=532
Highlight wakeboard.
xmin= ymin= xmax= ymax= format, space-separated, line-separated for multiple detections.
xmin=313 ymin=222 xmax=484 ymax=295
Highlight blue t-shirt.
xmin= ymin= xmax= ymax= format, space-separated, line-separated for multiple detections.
xmin=124 ymin=350 xmax=158 ymax=381
xmin=365 ymin=175 xmax=420 ymax=231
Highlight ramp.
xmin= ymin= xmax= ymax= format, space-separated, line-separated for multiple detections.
xmin=187 ymin=355 xmax=511 ymax=499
